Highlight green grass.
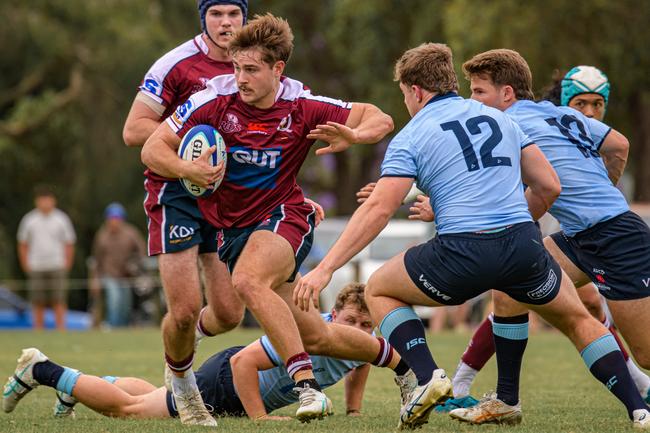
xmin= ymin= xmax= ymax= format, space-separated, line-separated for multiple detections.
xmin=0 ymin=328 xmax=640 ymax=432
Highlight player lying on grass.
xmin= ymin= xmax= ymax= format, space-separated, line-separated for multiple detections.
xmin=2 ymin=283 xmax=412 ymax=422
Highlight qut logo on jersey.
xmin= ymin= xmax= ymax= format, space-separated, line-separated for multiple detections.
xmin=232 ymin=149 xmax=281 ymax=169
xmin=226 ymin=147 xmax=283 ymax=190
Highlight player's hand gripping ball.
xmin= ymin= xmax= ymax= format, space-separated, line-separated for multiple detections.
xmin=177 ymin=124 xmax=227 ymax=197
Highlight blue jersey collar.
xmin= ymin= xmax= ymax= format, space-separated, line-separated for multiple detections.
xmin=425 ymin=92 xmax=458 ymax=107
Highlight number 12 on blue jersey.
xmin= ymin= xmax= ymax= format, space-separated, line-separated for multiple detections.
xmin=441 ymin=115 xmax=512 ymax=172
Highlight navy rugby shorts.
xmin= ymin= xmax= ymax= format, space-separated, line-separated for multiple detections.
xmin=216 ymin=202 xmax=316 ymax=282
xmin=550 ymin=211 xmax=650 ymax=300
xmin=404 ymin=222 xmax=562 ymax=306
xmin=144 ymin=178 xmax=218 ymax=256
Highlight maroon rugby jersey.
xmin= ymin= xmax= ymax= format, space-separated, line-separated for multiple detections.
xmin=138 ymin=35 xmax=233 ymax=182
xmin=166 ymin=75 xmax=352 ymax=228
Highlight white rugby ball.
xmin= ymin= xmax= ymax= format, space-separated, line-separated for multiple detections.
xmin=177 ymin=124 xmax=227 ymax=198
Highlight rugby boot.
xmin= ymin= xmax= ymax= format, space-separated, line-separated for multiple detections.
xmin=398 ymin=368 xmax=453 ymax=430
xmin=173 ymin=384 xmax=217 ymax=426
xmin=53 ymin=390 xmax=77 ymax=418
xmin=633 ymin=408 xmax=650 ymax=430
xmin=3 ymin=348 xmax=48 ymax=413
xmin=434 ymin=395 xmax=479 ymax=413
xmin=294 ymin=385 xmax=333 ymax=423
xmin=449 ymin=391 xmax=522 ymax=425
xmin=394 ymin=369 xmax=417 ymax=413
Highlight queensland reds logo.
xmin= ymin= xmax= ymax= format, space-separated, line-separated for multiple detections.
xmin=277 ymin=114 xmax=293 ymax=133
xmin=220 ymin=112 xmax=243 ymax=133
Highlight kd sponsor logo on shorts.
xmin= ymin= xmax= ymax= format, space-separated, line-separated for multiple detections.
xmin=527 ymin=269 xmax=557 ymax=300
xmin=418 ymin=274 xmax=452 ymax=302
xmin=169 ymin=225 xmax=195 ymax=244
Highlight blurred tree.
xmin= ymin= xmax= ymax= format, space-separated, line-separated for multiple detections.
xmin=0 ymin=0 xmax=200 ymax=282
xmin=445 ymin=0 xmax=650 ymax=200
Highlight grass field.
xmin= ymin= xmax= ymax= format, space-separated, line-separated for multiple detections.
xmin=0 ymin=327 xmax=640 ymax=432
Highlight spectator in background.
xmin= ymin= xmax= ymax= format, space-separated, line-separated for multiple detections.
xmin=17 ymin=186 xmax=76 ymax=330
xmin=91 ymin=203 xmax=146 ymax=327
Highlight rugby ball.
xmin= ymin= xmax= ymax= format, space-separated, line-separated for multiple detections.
xmin=177 ymin=124 xmax=227 ymax=198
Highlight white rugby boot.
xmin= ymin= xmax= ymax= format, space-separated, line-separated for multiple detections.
xmin=53 ymin=390 xmax=77 ymax=418
xmin=398 ymin=368 xmax=453 ymax=430
xmin=294 ymin=385 xmax=333 ymax=423
xmin=394 ymin=369 xmax=417 ymax=413
xmin=449 ymin=391 xmax=522 ymax=425
xmin=172 ymin=374 xmax=217 ymax=427
xmin=633 ymin=408 xmax=650 ymax=430
xmin=3 ymin=348 xmax=48 ymax=413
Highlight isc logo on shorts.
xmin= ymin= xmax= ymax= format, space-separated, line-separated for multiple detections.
xmin=527 ymin=269 xmax=557 ymax=300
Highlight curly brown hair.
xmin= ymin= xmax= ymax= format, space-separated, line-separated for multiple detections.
xmin=333 ymin=282 xmax=369 ymax=315
xmin=229 ymin=13 xmax=294 ymax=65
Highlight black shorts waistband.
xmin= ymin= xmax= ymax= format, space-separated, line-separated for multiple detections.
xmin=570 ymin=210 xmax=630 ymax=239
xmin=439 ymin=221 xmax=534 ymax=241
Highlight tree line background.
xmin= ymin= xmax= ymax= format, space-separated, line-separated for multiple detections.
xmin=1 ymin=0 xmax=649 ymax=282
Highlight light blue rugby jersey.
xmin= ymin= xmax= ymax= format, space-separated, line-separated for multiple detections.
xmin=506 ymin=100 xmax=628 ymax=236
xmin=381 ymin=93 xmax=533 ymax=234
xmin=255 ymin=313 xmax=364 ymax=413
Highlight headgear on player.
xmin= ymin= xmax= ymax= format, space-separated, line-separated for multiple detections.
xmin=197 ymin=0 xmax=248 ymax=33
xmin=561 ymin=65 xmax=610 ymax=108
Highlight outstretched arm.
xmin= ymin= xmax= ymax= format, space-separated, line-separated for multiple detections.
xmin=309 ymin=103 xmax=394 ymax=155
xmin=294 ymin=176 xmax=413 ymax=311
xmin=344 ymin=364 xmax=370 ymax=416
xmin=230 ymin=341 xmax=292 ymax=421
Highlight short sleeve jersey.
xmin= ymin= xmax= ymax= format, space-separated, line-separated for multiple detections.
xmin=505 ymin=100 xmax=628 ymax=236
xmin=381 ymin=93 xmax=533 ymax=234
xmin=138 ymin=35 xmax=234 ymax=182
xmin=166 ymin=75 xmax=352 ymax=228
xmin=257 ymin=313 xmax=364 ymax=413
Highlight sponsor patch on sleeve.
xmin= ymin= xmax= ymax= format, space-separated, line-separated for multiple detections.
xmin=170 ymin=99 xmax=195 ymax=129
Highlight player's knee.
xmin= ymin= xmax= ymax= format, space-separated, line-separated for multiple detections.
xmin=232 ymin=276 xmax=264 ymax=311
xmin=168 ymin=306 xmax=200 ymax=332
xmin=583 ymin=301 xmax=603 ymax=320
xmin=214 ymin=307 xmax=243 ymax=331
xmin=364 ymin=275 xmax=381 ymax=299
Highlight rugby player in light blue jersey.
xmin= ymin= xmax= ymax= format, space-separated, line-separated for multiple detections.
xmin=446 ymin=64 xmax=650 ymax=410
xmin=2 ymin=284 xmax=408 ymax=422
xmin=294 ymin=42 xmax=637 ymax=429
xmin=451 ymin=48 xmax=650 ymax=429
